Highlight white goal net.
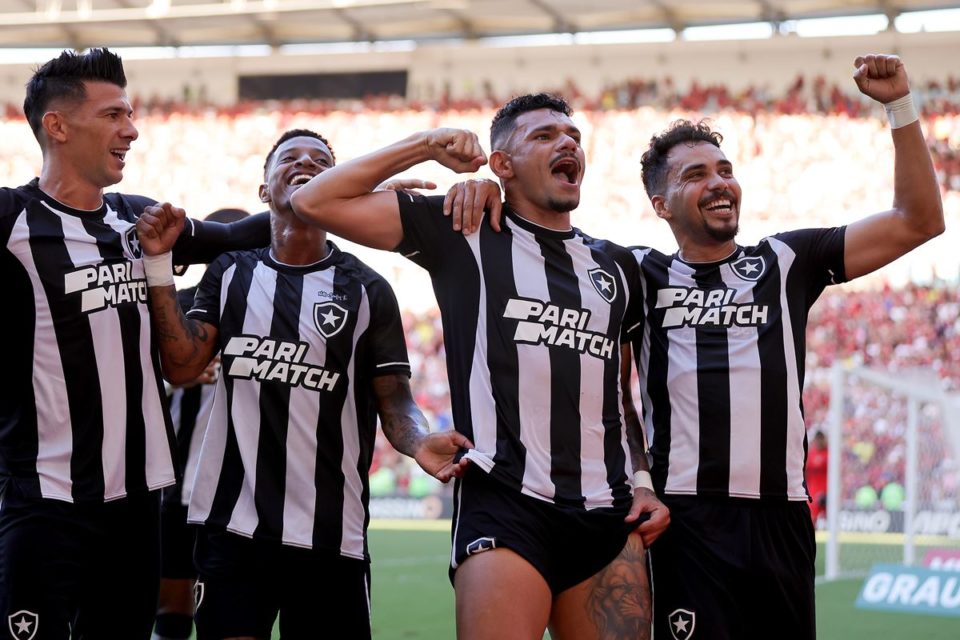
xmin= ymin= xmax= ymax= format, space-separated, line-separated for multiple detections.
xmin=822 ymin=363 xmax=960 ymax=580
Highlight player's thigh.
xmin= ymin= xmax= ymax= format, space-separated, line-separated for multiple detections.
xmin=549 ymin=532 xmax=650 ymax=640
xmin=279 ymin=551 xmax=372 ymax=640
xmin=75 ymin=492 xmax=162 ymax=639
xmin=747 ymin=502 xmax=816 ymax=640
xmin=650 ymin=499 xmax=746 ymax=640
xmin=454 ymin=548 xmax=552 ymax=640
xmin=0 ymin=497 xmax=80 ymax=640
xmin=193 ymin=530 xmax=278 ymax=640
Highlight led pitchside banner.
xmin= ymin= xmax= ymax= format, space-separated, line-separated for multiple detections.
xmin=924 ymin=549 xmax=960 ymax=571
xmin=838 ymin=510 xmax=960 ymax=537
xmin=369 ymin=495 xmax=453 ymax=520
xmin=856 ymin=564 xmax=960 ymax=617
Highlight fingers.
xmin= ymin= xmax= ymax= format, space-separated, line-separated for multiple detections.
xmin=853 ymin=53 xmax=902 ymax=79
xmin=376 ymin=178 xmax=438 ymax=192
xmin=444 ymin=183 xmax=466 ymax=230
xmin=432 ymin=128 xmax=488 ymax=173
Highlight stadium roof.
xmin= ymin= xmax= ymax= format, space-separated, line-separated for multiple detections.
xmin=0 ymin=0 xmax=958 ymax=50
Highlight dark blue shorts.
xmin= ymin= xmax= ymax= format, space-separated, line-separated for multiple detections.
xmin=193 ymin=528 xmax=372 ymax=640
xmin=650 ymin=496 xmax=816 ymax=640
xmin=450 ymin=466 xmax=633 ymax=595
xmin=0 ymin=488 xmax=161 ymax=640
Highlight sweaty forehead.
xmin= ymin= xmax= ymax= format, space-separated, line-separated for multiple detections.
xmin=274 ymin=136 xmax=332 ymax=162
xmin=515 ymin=108 xmax=576 ymax=133
xmin=667 ymin=142 xmax=728 ymax=176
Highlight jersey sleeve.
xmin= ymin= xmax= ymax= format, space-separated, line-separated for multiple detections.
xmin=363 ymin=275 xmax=411 ymax=379
xmin=622 ymin=246 xmax=654 ymax=344
xmin=172 ymin=211 xmax=270 ymax=266
xmin=616 ymin=249 xmax=646 ymax=344
xmin=393 ymin=191 xmax=456 ymax=272
xmin=185 ymin=253 xmax=232 ymax=328
xmin=0 ymin=187 xmax=24 ymax=246
xmin=773 ymin=227 xmax=847 ymax=289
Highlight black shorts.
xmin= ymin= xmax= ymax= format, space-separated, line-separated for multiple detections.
xmin=650 ymin=496 xmax=816 ymax=640
xmin=450 ymin=466 xmax=633 ymax=595
xmin=0 ymin=488 xmax=161 ymax=640
xmin=193 ymin=528 xmax=372 ymax=640
xmin=160 ymin=502 xmax=198 ymax=579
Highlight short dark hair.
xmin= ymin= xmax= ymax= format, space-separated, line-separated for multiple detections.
xmin=205 ymin=208 xmax=249 ymax=224
xmin=640 ymin=119 xmax=724 ymax=198
xmin=490 ymin=93 xmax=572 ymax=150
xmin=23 ymin=48 xmax=127 ymax=141
xmin=264 ymin=128 xmax=335 ymax=175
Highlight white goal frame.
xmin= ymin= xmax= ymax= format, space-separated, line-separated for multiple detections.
xmin=824 ymin=363 xmax=958 ymax=580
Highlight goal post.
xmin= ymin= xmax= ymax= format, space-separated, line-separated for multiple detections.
xmin=823 ymin=363 xmax=959 ymax=580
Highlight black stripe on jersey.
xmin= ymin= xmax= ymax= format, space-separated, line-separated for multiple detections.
xmin=593 ymin=248 xmax=631 ymax=505
xmin=431 ymin=231 xmax=482 ymax=467
xmin=83 ymin=218 xmax=149 ymax=494
xmin=691 ymin=266 xmax=732 ymax=494
xmin=1 ymin=243 xmax=40 ymax=496
xmin=252 ymin=270 xmax=303 ymax=540
xmin=27 ymin=207 xmax=106 ymax=501
xmin=478 ymin=225 xmax=524 ymax=492
xmin=537 ymin=236 xmax=584 ymax=507
xmin=637 ymin=254 xmax=672 ymax=492
xmin=208 ymin=258 xmax=254 ymax=524
xmin=314 ymin=269 xmax=362 ymax=551
xmin=755 ymin=244 xmax=790 ymax=496
xmin=174 ymin=386 xmax=203 ymax=489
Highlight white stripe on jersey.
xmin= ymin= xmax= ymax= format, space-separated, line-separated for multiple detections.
xmin=188 ymin=264 xmax=238 ymax=524
xmin=767 ymin=237 xmax=807 ymax=499
xmin=566 ymin=235 xmax=623 ymax=509
xmin=461 ymin=231 xmax=498 ymax=474
xmin=338 ymin=289 xmax=370 ymax=560
xmin=718 ymin=259 xmax=764 ymax=497
xmin=225 ymin=261 xmax=278 ymax=536
xmin=8 ymin=210 xmax=73 ymax=500
xmin=662 ymin=259 xmax=702 ymax=496
xmin=510 ymin=223 xmax=555 ymax=501
xmin=281 ymin=271 xmax=329 ymax=548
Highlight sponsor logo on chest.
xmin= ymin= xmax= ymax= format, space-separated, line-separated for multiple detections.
xmin=223 ymin=336 xmax=341 ymax=392
xmin=63 ymin=260 xmax=147 ymax=313
xmin=655 ymin=286 xmax=769 ymax=329
xmin=502 ymin=298 xmax=615 ymax=360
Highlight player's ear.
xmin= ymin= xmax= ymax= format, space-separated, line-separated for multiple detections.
xmin=651 ymin=195 xmax=670 ymax=220
xmin=258 ymin=184 xmax=270 ymax=204
xmin=489 ymin=150 xmax=513 ymax=180
xmin=42 ymin=111 xmax=68 ymax=144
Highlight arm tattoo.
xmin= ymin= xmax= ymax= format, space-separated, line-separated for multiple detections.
xmin=151 ymin=286 xmax=213 ymax=368
xmin=373 ymin=375 xmax=427 ymax=457
xmin=585 ymin=535 xmax=652 ymax=639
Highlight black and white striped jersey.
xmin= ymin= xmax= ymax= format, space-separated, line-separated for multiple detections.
xmin=162 ymin=285 xmax=215 ymax=509
xmin=185 ymin=243 xmax=410 ymax=560
xmin=629 ymin=228 xmax=847 ymax=501
xmin=396 ymin=193 xmax=641 ymax=511
xmin=0 ymin=180 xmax=270 ymax=504
xmin=1 ymin=181 xmax=176 ymax=503
xmin=165 ymin=383 xmax=215 ymax=508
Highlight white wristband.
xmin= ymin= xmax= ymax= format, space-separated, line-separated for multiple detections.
xmin=142 ymin=252 xmax=174 ymax=287
xmin=883 ymin=93 xmax=918 ymax=129
xmin=633 ymin=470 xmax=654 ymax=492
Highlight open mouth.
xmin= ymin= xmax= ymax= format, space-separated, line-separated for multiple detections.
xmin=288 ymin=173 xmax=314 ymax=189
xmin=702 ymin=197 xmax=735 ymax=215
xmin=550 ymin=157 xmax=580 ymax=185
xmin=110 ymin=149 xmax=127 ymax=163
